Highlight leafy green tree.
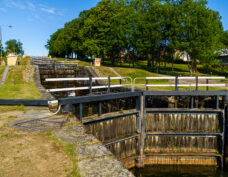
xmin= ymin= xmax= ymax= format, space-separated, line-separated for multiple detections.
xmin=5 ymin=39 xmax=24 ymax=55
xmin=46 ymin=0 xmax=225 ymax=74
xmin=174 ymin=0 xmax=223 ymax=72
xmin=221 ymin=30 xmax=228 ymax=48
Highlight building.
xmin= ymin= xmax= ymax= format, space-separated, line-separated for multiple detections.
xmin=7 ymin=52 xmax=18 ymax=66
xmin=174 ymin=50 xmax=190 ymax=62
xmin=218 ymin=49 xmax=228 ymax=66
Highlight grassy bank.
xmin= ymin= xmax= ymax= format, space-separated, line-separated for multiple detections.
xmin=0 ymin=65 xmax=40 ymax=99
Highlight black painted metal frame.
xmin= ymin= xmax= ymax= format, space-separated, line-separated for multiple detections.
xmin=0 ymin=90 xmax=227 ymax=168
xmin=0 ymin=99 xmax=51 ymax=106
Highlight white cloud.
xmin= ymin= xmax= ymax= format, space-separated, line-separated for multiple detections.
xmin=27 ymin=1 xmax=35 ymax=11
xmin=3 ymin=0 xmax=64 ymax=20
xmin=5 ymin=0 xmax=26 ymax=9
xmin=40 ymin=7 xmax=55 ymax=14
xmin=0 ymin=8 xmax=6 ymax=12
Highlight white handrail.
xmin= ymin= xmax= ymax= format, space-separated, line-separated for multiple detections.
xmin=133 ymin=76 xmax=226 ymax=91
xmin=147 ymin=84 xmax=226 ymax=87
xmin=45 ymin=77 xmax=132 ymax=93
xmin=47 ymin=85 xmax=123 ymax=93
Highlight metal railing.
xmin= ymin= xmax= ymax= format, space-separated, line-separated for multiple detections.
xmin=45 ymin=76 xmax=226 ymax=94
xmin=133 ymin=76 xmax=226 ymax=91
xmin=45 ymin=77 xmax=132 ymax=94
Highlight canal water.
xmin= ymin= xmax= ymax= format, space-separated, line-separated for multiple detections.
xmin=131 ymin=166 xmax=228 ymax=177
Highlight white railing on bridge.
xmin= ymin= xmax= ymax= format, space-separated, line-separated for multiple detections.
xmin=133 ymin=76 xmax=226 ymax=91
xmin=45 ymin=77 xmax=132 ymax=93
xmin=45 ymin=76 xmax=226 ymax=94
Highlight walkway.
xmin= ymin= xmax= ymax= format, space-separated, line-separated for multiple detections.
xmin=0 ymin=66 xmax=9 ymax=86
xmin=10 ymin=107 xmax=134 ymax=177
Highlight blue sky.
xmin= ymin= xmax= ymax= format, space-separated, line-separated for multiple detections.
xmin=0 ymin=0 xmax=227 ymax=56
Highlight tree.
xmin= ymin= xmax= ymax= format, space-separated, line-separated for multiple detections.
xmin=221 ymin=30 xmax=228 ymax=48
xmin=46 ymin=0 xmax=225 ymax=73
xmin=5 ymin=39 xmax=24 ymax=55
xmin=174 ymin=0 xmax=223 ymax=72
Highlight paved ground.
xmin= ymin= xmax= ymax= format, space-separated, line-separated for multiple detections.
xmin=5 ymin=106 xmax=134 ymax=177
xmin=0 ymin=66 xmax=9 ymax=86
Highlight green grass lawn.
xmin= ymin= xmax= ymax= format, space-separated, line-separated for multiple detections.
xmin=0 ymin=66 xmax=40 ymax=99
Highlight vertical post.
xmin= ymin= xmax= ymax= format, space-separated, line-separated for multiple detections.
xmin=175 ymin=76 xmax=178 ymax=91
xmin=120 ymin=78 xmax=122 ymax=85
xmin=222 ymin=96 xmax=228 ymax=169
xmin=79 ymin=103 xmax=83 ymax=122
xmin=89 ymin=77 xmax=92 ymax=95
xmin=107 ymin=76 xmax=110 ymax=93
xmin=98 ymin=102 xmax=102 ymax=117
xmin=136 ymin=93 xmax=145 ymax=168
xmin=136 ymin=96 xmax=141 ymax=133
xmin=195 ymin=76 xmax=198 ymax=91
xmin=206 ymin=79 xmax=209 ymax=91
xmin=216 ymin=96 xmax=219 ymax=109
xmin=64 ymin=81 xmax=68 ymax=97
xmin=146 ymin=79 xmax=148 ymax=91
xmin=191 ymin=97 xmax=194 ymax=109
xmin=221 ymin=106 xmax=226 ymax=169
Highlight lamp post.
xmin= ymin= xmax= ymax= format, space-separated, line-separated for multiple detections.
xmin=0 ymin=24 xmax=12 ymax=63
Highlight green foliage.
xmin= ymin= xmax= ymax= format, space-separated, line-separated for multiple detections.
xmin=221 ymin=30 xmax=228 ymax=48
xmin=5 ymin=39 xmax=24 ymax=55
xmin=47 ymin=0 xmax=226 ymax=73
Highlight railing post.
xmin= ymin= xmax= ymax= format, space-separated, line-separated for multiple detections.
xmin=107 ymin=76 xmax=110 ymax=93
xmin=175 ymin=76 xmax=178 ymax=91
xmin=146 ymin=79 xmax=148 ymax=91
xmin=89 ymin=77 xmax=92 ymax=95
xmin=195 ymin=76 xmax=198 ymax=91
xmin=222 ymin=96 xmax=228 ymax=169
xmin=216 ymin=96 xmax=219 ymax=109
xmin=64 ymin=81 xmax=68 ymax=97
xmin=79 ymin=103 xmax=83 ymax=122
xmin=120 ymin=78 xmax=122 ymax=85
xmin=136 ymin=96 xmax=141 ymax=133
xmin=206 ymin=79 xmax=209 ymax=91
xmin=136 ymin=92 xmax=145 ymax=168
xmin=191 ymin=97 xmax=194 ymax=109
xmin=98 ymin=102 xmax=102 ymax=117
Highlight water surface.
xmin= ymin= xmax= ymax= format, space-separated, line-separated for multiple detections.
xmin=131 ymin=165 xmax=228 ymax=177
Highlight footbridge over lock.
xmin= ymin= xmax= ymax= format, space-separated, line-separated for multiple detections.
xmin=57 ymin=90 xmax=228 ymax=169
xmin=2 ymin=89 xmax=227 ymax=170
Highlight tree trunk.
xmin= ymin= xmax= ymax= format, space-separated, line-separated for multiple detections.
xmin=192 ymin=59 xmax=197 ymax=73
xmin=111 ymin=58 xmax=115 ymax=65
xmin=187 ymin=54 xmax=192 ymax=76
xmin=172 ymin=57 xmax=174 ymax=74
xmin=147 ymin=54 xmax=152 ymax=67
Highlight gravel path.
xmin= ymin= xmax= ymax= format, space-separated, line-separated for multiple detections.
xmin=0 ymin=66 xmax=9 ymax=86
